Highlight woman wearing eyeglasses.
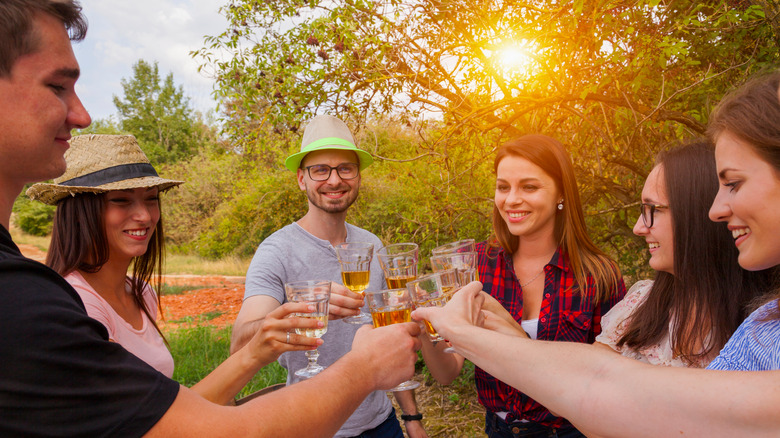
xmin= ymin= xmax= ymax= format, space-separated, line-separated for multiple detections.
xmin=594 ymin=141 xmax=771 ymax=367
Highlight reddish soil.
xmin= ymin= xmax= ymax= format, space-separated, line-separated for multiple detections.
xmin=17 ymin=244 xmax=245 ymax=330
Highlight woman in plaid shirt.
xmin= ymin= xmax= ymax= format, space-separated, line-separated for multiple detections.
xmin=420 ymin=134 xmax=626 ymax=438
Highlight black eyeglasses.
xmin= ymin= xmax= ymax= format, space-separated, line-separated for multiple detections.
xmin=640 ymin=203 xmax=669 ymax=228
xmin=304 ymin=163 xmax=359 ymax=181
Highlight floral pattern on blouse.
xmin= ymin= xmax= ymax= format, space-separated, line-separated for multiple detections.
xmin=596 ymin=279 xmax=711 ymax=368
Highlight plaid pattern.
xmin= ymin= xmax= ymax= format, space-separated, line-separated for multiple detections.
xmin=475 ymin=241 xmax=626 ymax=428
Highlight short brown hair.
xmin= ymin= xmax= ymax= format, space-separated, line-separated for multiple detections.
xmin=0 ymin=0 xmax=87 ymax=77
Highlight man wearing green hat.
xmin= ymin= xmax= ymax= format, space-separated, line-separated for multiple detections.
xmin=232 ymin=115 xmax=428 ymax=438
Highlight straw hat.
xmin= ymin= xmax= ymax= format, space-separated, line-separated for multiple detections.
xmin=284 ymin=115 xmax=374 ymax=172
xmin=27 ymin=134 xmax=184 ymax=205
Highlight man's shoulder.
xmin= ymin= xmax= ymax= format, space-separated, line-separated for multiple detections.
xmin=345 ymin=223 xmax=382 ymax=245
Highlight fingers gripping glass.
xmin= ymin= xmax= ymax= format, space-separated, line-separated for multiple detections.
xmin=640 ymin=203 xmax=668 ymax=228
xmin=305 ymin=163 xmax=359 ymax=181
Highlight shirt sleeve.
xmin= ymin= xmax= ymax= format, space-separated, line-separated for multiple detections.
xmin=596 ymin=279 xmax=652 ymax=350
xmin=0 ymin=262 xmax=178 ymax=437
xmin=244 ymin=235 xmax=287 ymax=304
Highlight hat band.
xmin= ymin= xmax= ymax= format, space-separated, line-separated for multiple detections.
xmin=304 ymin=137 xmax=355 ymax=150
xmin=60 ymin=163 xmax=159 ymax=187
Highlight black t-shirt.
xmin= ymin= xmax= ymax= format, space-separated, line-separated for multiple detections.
xmin=0 ymin=225 xmax=179 ymax=437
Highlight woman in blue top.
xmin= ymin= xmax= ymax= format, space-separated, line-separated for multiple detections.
xmin=414 ymin=71 xmax=780 ymax=437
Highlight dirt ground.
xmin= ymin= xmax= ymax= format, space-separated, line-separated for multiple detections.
xmin=17 ymin=243 xmax=246 ymax=330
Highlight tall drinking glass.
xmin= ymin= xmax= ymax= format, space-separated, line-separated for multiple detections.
xmin=407 ymin=269 xmax=460 ymax=353
xmin=284 ymin=280 xmax=331 ymax=379
xmin=365 ymin=288 xmax=420 ymax=391
xmin=335 ymin=242 xmax=374 ymax=324
xmin=430 ymin=251 xmax=479 ymax=285
xmin=431 ymin=239 xmax=476 ymax=255
xmin=376 ymin=243 xmax=419 ymax=289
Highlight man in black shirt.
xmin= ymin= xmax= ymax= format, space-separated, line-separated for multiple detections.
xmin=0 ymin=1 xmax=421 ymax=436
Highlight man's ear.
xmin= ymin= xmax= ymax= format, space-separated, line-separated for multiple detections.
xmin=297 ymin=168 xmax=306 ymax=190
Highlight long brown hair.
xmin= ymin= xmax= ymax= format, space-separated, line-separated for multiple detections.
xmin=616 ymin=141 xmax=772 ymax=364
xmin=707 ymin=71 xmax=780 ymax=319
xmin=490 ymin=134 xmax=622 ymax=302
xmin=46 ymin=192 xmax=167 ymax=342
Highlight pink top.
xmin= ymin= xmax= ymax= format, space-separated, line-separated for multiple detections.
xmin=596 ymin=279 xmax=711 ymax=368
xmin=66 ymin=271 xmax=175 ymax=377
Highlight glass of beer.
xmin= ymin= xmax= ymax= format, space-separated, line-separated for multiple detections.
xmin=430 ymin=251 xmax=479 ymax=285
xmin=284 ymin=280 xmax=331 ymax=379
xmin=431 ymin=239 xmax=476 ymax=255
xmin=407 ymin=269 xmax=460 ymax=353
xmin=335 ymin=242 xmax=374 ymax=325
xmin=376 ymin=243 xmax=419 ymax=289
xmin=365 ymin=288 xmax=420 ymax=391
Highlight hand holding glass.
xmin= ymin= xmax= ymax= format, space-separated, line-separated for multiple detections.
xmin=284 ymin=280 xmax=331 ymax=379
xmin=365 ymin=288 xmax=420 ymax=391
xmin=335 ymin=242 xmax=374 ymax=324
xmin=407 ymin=269 xmax=460 ymax=353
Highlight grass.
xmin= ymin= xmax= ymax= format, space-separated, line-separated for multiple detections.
xmin=165 ymin=325 xmax=287 ymax=398
xmin=9 ymin=225 xmax=51 ymax=251
xmin=163 ymin=253 xmax=250 ymax=276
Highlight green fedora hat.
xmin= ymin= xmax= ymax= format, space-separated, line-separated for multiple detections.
xmin=284 ymin=115 xmax=374 ymax=172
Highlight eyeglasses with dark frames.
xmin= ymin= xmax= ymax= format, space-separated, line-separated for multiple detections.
xmin=640 ymin=203 xmax=669 ymax=228
xmin=304 ymin=163 xmax=359 ymax=181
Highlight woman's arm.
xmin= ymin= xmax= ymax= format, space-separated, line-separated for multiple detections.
xmin=191 ymin=302 xmax=323 ymax=405
xmin=413 ymin=284 xmax=780 ymax=437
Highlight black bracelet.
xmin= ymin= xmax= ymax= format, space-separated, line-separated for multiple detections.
xmin=401 ymin=413 xmax=423 ymax=422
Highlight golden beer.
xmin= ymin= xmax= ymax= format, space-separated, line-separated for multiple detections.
xmin=294 ymin=312 xmax=328 ymax=338
xmin=370 ymin=306 xmax=412 ymax=327
xmin=386 ymin=275 xmax=416 ymax=289
xmin=342 ymin=270 xmax=370 ymax=296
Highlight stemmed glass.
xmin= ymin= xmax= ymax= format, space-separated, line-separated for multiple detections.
xmin=365 ymin=288 xmax=420 ymax=391
xmin=407 ymin=269 xmax=460 ymax=353
xmin=284 ymin=280 xmax=331 ymax=379
xmin=376 ymin=243 xmax=419 ymax=289
xmin=335 ymin=242 xmax=374 ymax=324
xmin=430 ymin=251 xmax=479 ymax=285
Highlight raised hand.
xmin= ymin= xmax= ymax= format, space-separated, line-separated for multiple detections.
xmin=411 ymin=281 xmax=486 ymax=345
xmin=327 ymin=282 xmax=365 ymax=320
xmin=350 ymin=323 xmax=421 ymax=391
xmin=244 ymin=301 xmax=324 ymax=366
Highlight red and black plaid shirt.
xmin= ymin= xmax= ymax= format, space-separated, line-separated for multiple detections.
xmin=475 ymin=241 xmax=626 ymax=428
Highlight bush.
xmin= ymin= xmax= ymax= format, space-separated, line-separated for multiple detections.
xmin=12 ymin=194 xmax=55 ymax=236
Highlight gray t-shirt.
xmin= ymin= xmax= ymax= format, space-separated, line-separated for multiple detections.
xmin=244 ymin=222 xmax=390 ymax=437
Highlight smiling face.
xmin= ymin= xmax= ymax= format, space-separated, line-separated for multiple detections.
xmin=494 ymin=155 xmax=561 ymax=242
xmin=709 ymin=131 xmax=780 ymax=271
xmin=0 ymin=13 xmax=90 ymax=193
xmin=297 ymin=148 xmax=361 ymax=215
xmin=633 ymin=165 xmax=674 ymax=274
xmin=104 ymin=188 xmax=160 ymax=264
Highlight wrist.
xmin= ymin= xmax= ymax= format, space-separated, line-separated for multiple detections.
xmin=401 ymin=413 xmax=423 ymax=422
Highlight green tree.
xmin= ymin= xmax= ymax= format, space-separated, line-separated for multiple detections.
xmin=195 ymin=0 xmax=778 ymax=273
xmin=113 ymin=59 xmax=202 ymax=164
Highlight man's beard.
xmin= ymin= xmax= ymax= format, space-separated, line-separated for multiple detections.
xmin=304 ymin=182 xmax=359 ymax=214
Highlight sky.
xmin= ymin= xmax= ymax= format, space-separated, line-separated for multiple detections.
xmin=73 ymin=0 xmax=230 ymax=122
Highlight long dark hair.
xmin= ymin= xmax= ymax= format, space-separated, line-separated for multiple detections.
xmin=490 ymin=134 xmax=623 ymax=302
xmin=46 ymin=192 xmax=167 ymax=342
xmin=617 ymin=141 xmax=772 ymax=364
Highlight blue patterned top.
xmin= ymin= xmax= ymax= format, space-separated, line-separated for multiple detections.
xmin=707 ymin=299 xmax=780 ymax=371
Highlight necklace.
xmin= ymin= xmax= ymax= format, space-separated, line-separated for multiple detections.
xmin=519 ymin=269 xmax=544 ymax=288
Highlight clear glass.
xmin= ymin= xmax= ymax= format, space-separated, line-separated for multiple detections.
xmin=365 ymin=288 xmax=420 ymax=391
xmin=430 ymin=251 xmax=480 ymax=284
xmin=407 ymin=269 xmax=460 ymax=353
xmin=284 ymin=280 xmax=331 ymax=379
xmin=376 ymin=243 xmax=419 ymax=289
xmin=334 ymin=242 xmax=374 ymax=324
xmin=431 ymin=239 xmax=476 ymax=256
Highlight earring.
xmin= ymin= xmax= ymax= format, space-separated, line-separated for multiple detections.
xmin=557 ymin=201 xmax=563 ymax=210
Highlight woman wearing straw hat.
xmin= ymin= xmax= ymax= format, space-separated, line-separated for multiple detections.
xmin=27 ymin=134 xmax=324 ymax=405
